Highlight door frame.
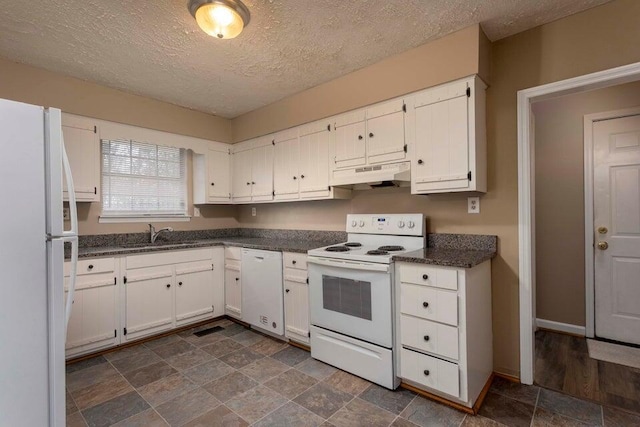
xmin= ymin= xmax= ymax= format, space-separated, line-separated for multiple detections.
xmin=517 ymin=61 xmax=640 ymax=385
xmin=584 ymin=106 xmax=640 ymax=339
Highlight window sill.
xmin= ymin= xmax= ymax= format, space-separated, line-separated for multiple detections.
xmin=99 ymin=215 xmax=192 ymax=224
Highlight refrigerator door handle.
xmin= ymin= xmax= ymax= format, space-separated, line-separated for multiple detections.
xmin=60 ymin=133 xmax=79 ymax=331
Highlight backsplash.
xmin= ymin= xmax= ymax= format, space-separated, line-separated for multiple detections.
xmin=427 ymin=233 xmax=497 ymax=252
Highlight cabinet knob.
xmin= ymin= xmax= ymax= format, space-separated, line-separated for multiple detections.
xmin=423 ymin=335 xmax=430 ymax=342
xmin=246 ymin=182 xmax=250 ymax=185
xmin=211 ymin=182 xmax=215 ymax=186
xmin=369 ymin=132 xmax=374 ymax=138
xmin=235 ymin=277 xmax=239 ymax=281
xmin=292 ymin=260 xmax=297 ymax=265
xmin=88 ymin=264 xmax=94 ymax=270
xmin=422 ymin=301 xmax=429 ymax=308
xmin=293 ymin=176 xmax=297 ymax=180
xmin=423 ymin=369 xmax=430 ymax=376
xmin=178 ymin=281 xmax=183 ymax=286
xmin=418 ymin=159 xmax=424 ymax=165
xmin=166 ymin=284 xmax=171 ymax=288
xmin=301 ymin=175 xmax=305 ymax=179
xmin=252 ymin=181 xmax=255 ymax=185
xmin=285 ymin=289 xmax=290 ymax=293
xmin=358 ymin=135 xmax=363 ymax=140
xmin=422 ymin=274 xmax=428 ymax=280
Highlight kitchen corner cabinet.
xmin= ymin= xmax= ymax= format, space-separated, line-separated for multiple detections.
xmin=193 ymin=144 xmax=232 ymax=204
xmin=64 ymin=258 xmax=119 ymax=358
xmin=232 ymin=138 xmax=274 ymax=203
xmin=395 ymin=260 xmax=492 ymax=408
xmin=283 ymin=252 xmax=310 ymax=344
xmin=406 ymin=75 xmax=487 ymax=194
xmin=61 ymin=113 xmax=100 ymax=202
xmin=224 ymin=247 xmax=242 ymax=319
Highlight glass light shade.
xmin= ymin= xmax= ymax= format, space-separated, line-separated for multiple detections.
xmin=195 ymin=3 xmax=245 ymax=39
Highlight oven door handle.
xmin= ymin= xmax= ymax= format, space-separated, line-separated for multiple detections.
xmin=307 ymin=257 xmax=390 ymax=273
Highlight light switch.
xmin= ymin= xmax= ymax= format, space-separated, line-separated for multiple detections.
xmin=468 ymin=197 xmax=480 ymax=214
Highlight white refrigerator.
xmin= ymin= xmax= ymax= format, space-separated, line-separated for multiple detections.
xmin=0 ymin=98 xmax=79 ymax=426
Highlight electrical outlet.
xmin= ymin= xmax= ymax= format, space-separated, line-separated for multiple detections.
xmin=251 ymin=207 xmax=257 ymax=217
xmin=468 ymin=197 xmax=480 ymax=214
xmin=63 ymin=207 xmax=70 ymax=221
xmin=193 ymin=207 xmax=201 ymax=217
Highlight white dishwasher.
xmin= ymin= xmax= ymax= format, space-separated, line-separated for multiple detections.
xmin=241 ymin=248 xmax=284 ymax=336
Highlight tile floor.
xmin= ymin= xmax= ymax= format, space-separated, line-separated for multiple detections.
xmin=66 ymin=319 xmax=640 ymax=426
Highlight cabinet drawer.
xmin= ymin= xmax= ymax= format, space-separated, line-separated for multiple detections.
xmin=401 ymin=315 xmax=459 ymax=360
xmin=400 ymin=264 xmax=458 ymax=291
xmin=401 ymin=348 xmax=459 ymax=398
xmin=401 ymin=283 xmax=458 ymax=326
xmin=284 ymin=252 xmax=307 ymax=270
xmin=284 ymin=267 xmax=307 ymax=284
xmin=65 ymin=258 xmax=115 ymax=276
xmin=225 ymin=246 xmax=242 ymax=261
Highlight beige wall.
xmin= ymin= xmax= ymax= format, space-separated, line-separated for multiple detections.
xmin=534 ymin=81 xmax=640 ymax=327
xmin=233 ymin=0 xmax=640 ymax=376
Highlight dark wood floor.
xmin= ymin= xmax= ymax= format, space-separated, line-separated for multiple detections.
xmin=535 ymin=329 xmax=640 ymax=415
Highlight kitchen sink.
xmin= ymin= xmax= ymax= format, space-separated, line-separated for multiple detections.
xmin=119 ymin=241 xmax=201 ymax=249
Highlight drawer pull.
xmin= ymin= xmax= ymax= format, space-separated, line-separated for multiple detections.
xmin=422 ymin=301 xmax=429 ymax=308
xmin=423 ymin=369 xmax=430 ymax=376
xmin=423 ymin=335 xmax=430 ymax=341
xmin=422 ymin=274 xmax=428 ymax=280
xmin=88 ymin=264 xmax=94 ymax=270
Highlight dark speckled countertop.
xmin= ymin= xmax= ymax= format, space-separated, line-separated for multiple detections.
xmin=392 ymin=233 xmax=498 ymax=268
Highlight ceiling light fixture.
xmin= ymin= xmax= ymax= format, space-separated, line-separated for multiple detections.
xmin=188 ymin=0 xmax=251 ymax=39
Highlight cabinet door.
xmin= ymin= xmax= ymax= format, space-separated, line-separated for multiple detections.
xmin=366 ymin=109 xmax=406 ymax=164
xmin=232 ymin=149 xmax=252 ymax=199
xmin=208 ymin=149 xmax=231 ymax=201
xmin=62 ymin=119 xmax=100 ymax=202
xmin=274 ymin=137 xmax=299 ymax=199
xmin=224 ymin=267 xmax=242 ymax=318
xmin=284 ymin=279 xmax=310 ymax=344
xmin=124 ymin=266 xmax=174 ymax=341
xmin=299 ymin=127 xmax=330 ymax=196
xmin=412 ymin=86 xmax=470 ymax=191
xmin=251 ymin=144 xmax=274 ymax=198
xmin=334 ymin=120 xmax=366 ymax=168
xmin=175 ymin=263 xmax=215 ymax=325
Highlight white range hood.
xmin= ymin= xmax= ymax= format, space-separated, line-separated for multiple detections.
xmin=330 ymin=161 xmax=411 ymax=188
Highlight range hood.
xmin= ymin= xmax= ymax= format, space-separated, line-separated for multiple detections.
xmin=330 ymin=161 xmax=411 ymax=188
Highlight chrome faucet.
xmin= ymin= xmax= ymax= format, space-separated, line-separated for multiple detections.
xmin=149 ymin=224 xmax=173 ymax=244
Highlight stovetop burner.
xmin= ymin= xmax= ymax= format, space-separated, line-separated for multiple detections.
xmin=344 ymin=242 xmax=362 ymax=247
xmin=325 ymin=246 xmax=350 ymax=252
xmin=366 ymin=250 xmax=389 ymax=256
xmin=378 ymin=245 xmax=405 ymax=252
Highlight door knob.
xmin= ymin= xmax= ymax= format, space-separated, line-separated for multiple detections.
xmin=597 ymin=241 xmax=609 ymax=250
xmin=597 ymin=226 xmax=608 ymax=234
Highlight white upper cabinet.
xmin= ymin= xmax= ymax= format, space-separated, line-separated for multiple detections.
xmin=232 ymin=141 xmax=253 ymax=202
xmin=366 ymin=99 xmax=406 ymax=164
xmin=273 ymin=128 xmax=300 ymax=200
xmin=407 ymin=76 xmax=487 ymax=194
xmin=62 ymin=114 xmax=100 ymax=202
xmin=207 ymin=148 xmax=231 ymax=201
xmin=251 ymin=138 xmax=274 ymax=201
xmin=299 ymin=121 xmax=332 ymax=198
xmin=334 ymin=110 xmax=367 ymax=169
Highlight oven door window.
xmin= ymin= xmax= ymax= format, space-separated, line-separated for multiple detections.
xmin=322 ymin=275 xmax=372 ymax=320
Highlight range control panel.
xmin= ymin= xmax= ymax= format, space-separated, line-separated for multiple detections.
xmin=346 ymin=214 xmax=424 ymax=236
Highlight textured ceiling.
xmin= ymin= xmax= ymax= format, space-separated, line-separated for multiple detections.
xmin=0 ymin=0 xmax=610 ymax=118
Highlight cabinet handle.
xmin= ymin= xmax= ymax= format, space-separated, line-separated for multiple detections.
xmin=178 ymin=281 xmax=183 ymax=286
xmin=423 ymin=335 xmax=430 ymax=342
xmin=422 ymin=274 xmax=428 ymax=280
xmin=285 ymin=289 xmax=290 ymax=293
xmin=166 ymin=284 xmax=171 ymax=288
xmin=88 ymin=264 xmax=94 ymax=270
xmin=292 ymin=260 xmax=297 ymax=265
xmin=418 ymin=159 xmax=424 ymax=165
xmin=422 ymin=301 xmax=429 ymax=308
xmin=423 ymin=370 xmax=430 ymax=376
xmin=211 ymin=182 xmax=215 ymax=186
xmin=358 ymin=135 xmax=363 ymax=140
xmin=301 ymin=175 xmax=305 ymax=179
xmin=369 ymin=132 xmax=374 ymax=138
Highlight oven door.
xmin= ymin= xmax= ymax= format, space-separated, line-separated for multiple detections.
xmin=308 ymin=256 xmax=392 ymax=348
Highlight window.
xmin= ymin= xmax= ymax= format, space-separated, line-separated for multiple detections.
xmin=101 ymin=139 xmax=188 ymax=219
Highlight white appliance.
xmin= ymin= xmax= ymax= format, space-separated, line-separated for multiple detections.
xmin=0 ymin=99 xmax=79 ymax=427
xmin=308 ymin=213 xmax=424 ymax=389
xmin=330 ymin=161 xmax=411 ymax=188
xmin=241 ymin=248 xmax=284 ymax=336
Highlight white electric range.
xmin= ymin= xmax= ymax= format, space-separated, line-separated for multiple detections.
xmin=307 ymin=214 xmax=425 ymax=389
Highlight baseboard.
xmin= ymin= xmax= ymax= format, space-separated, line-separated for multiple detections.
xmin=536 ymin=318 xmax=585 ymax=336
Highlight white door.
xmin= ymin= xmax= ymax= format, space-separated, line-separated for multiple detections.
xmin=334 ymin=116 xmax=366 ymax=168
xmin=274 ymin=137 xmax=299 ymax=199
xmin=224 ymin=266 xmax=242 ymax=318
xmin=411 ymin=84 xmax=470 ymax=192
xmin=207 ymin=149 xmax=231 ymax=201
xmin=594 ymin=113 xmax=640 ymax=345
xmin=175 ymin=263 xmax=215 ymax=325
xmin=232 ymin=149 xmax=252 ymax=199
xmin=284 ymin=279 xmax=310 ymax=344
xmin=366 ymin=99 xmax=406 ymax=164
xmin=62 ymin=116 xmax=100 ymax=202
xmin=251 ymin=144 xmax=274 ymax=198
xmin=124 ymin=266 xmax=174 ymax=341
xmin=299 ymin=126 xmax=331 ymax=196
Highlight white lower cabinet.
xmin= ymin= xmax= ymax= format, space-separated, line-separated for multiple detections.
xmin=64 ymin=258 xmax=119 ymax=358
xmin=283 ymin=252 xmax=310 ymax=344
xmin=396 ymin=260 xmax=492 ymax=408
xmin=176 ymin=250 xmax=224 ymax=326
xmin=224 ymin=247 xmax=242 ymax=319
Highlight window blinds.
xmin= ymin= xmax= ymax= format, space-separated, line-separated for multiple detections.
xmin=101 ymin=139 xmax=187 ymax=216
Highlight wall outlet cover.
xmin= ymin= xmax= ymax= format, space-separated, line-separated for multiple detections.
xmin=194 ymin=207 xmax=201 ymax=217
xmin=251 ymin=207 xmax=257 ymax=217
xmin=468 ymin=197 xmax=480 ymax=214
